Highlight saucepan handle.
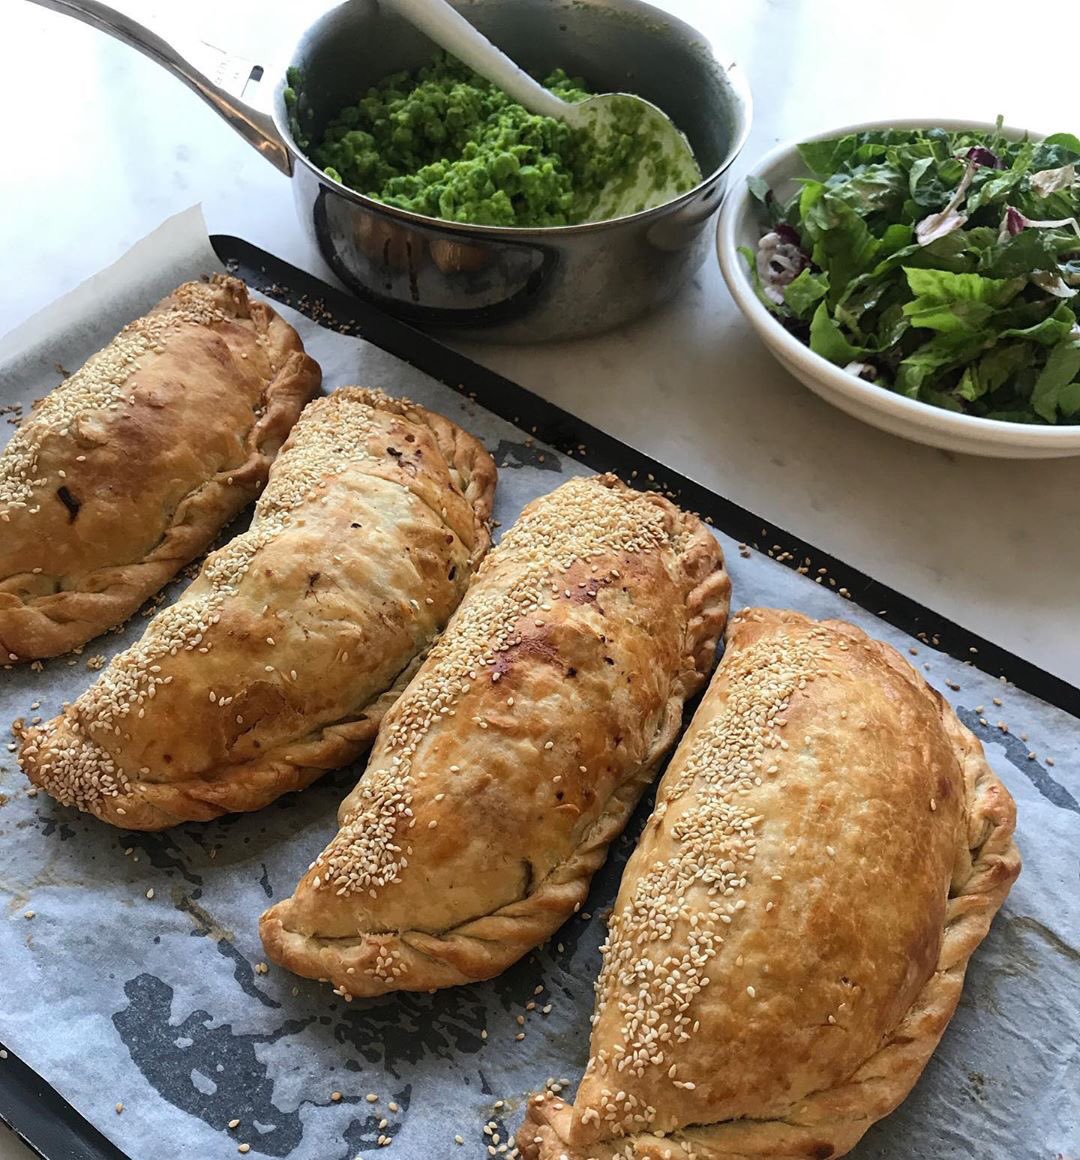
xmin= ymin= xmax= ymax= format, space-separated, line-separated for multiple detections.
xmin=25 ymin=0 xmax=293 ymax=176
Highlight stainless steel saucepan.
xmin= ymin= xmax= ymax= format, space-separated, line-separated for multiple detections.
xmin=28 ymin=0 xmax=752 ymax=342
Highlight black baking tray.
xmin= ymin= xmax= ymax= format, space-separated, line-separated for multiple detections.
xmin=1 ymin=234 xmax=1076 ymax=1160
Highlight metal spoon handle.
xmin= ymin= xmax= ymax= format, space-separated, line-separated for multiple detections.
xmin=381 ymin=0 xmax=568 ymax=120
xmin=26 ymin=0 xmax=292 ymax=175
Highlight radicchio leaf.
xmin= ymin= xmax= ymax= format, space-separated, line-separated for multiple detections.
xmin=997 ymin=206 xmax=1080 ymax=243
xmin=1030 ymin=163 xmax=1077 ymax=197
xmin=1031 ymin=270 xmax=1078 ymax=299
xmin=916 ymin=157 xmax=979 ymax=245
xmin=965 ymin=145 xmax=1007 ymax=170
xmin=1001 ymin=206 xmax=1026 ymax=238
xmin=843 ymin=360 xmax=879 ymax=381
xmin=774 ymin=222 xmax=803 ymax=247
xmin=756 ymin=230 xmax=810 ymax=304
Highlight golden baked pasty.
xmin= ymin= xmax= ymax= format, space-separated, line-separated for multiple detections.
xmin=0 ymin=276 xmax=321 ymax=661
xmin=259 ymin=474 xmax=731 ymax=997
xmin=20 ymin=388 xmax=496 ymax=830
xmin=518 ymin=608 xmax=1020 ymax=1160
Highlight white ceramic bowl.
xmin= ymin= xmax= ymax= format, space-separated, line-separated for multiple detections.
xmin=717 ymin=118 xmax=1080 ymax=458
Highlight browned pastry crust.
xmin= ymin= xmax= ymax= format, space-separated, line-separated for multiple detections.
xmin=518 ymin=608 xmax=1020 ymax=1160
xmin=0 ymin=275 xmax=321 ymax=662
xmin=20 ymin=388 xmax=496 ymax=830
xmin=260 ymin=475 xmax=730 ymax=997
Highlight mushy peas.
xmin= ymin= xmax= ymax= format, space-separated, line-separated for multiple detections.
xmin=287 ymin=55 xmax=696 ymax=227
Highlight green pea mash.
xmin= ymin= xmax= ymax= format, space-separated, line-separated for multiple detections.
xmin=285 ymin=55 xmax=675 ymax=227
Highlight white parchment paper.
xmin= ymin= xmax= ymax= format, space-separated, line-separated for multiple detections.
xmin=0 ymin=208 xmax=1076 ymax=1160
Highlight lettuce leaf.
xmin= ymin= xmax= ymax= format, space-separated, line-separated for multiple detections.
xmin=782 ymin=269 xmax=829 ymax=319
xmin=823 ymin=164 xmax=908 ymax=218
xmin=980 ymin=227 xmax=1067 ymax=278
xmin=802 ymin=194 xmax=880 ymax=306
xmin=1031 ymin=340 xmax=1080 ymax=422
xmin=895 ymin=331 xmax=987 ymax=396
xmin=999 ymin=302 xmax=1077 ymax=345
xmin=956 ymin=344 xmax=1030 ymax=401
xmin=1059 ymin=381 xmax=1080 ymax=417
xmin=901 ymin=269 xmax=1024 ymax=335
xmin=809 ymin=303 xmax=864 ymax=363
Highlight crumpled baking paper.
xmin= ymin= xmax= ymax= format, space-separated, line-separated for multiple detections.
xmin=0 ymin=207 xmax=1076 ymax=1160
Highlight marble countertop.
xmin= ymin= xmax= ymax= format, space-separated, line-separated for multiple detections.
xmin=2 ymin=1 xmax=1079 ymax=1150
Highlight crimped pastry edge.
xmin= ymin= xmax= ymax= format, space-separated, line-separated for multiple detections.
xmin=516 ymin=612 xmax=1021 ymax=1160
xmin=345 ymin=388 xmax=496 ymax=570
xmin=259 ymin=482 xmax=731 ymax=997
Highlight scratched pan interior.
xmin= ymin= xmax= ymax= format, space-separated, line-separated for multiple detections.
xmin=0 ymin=237 xmax=1076 ymax=1160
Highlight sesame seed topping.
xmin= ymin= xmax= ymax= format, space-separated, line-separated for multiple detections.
xmin=585 ymin=621 xmax=828 ymax=1128
xmin=19 ymin=389 xmax=419 ymax=814
xmin=316 ymin=477 xmax=673 ymax=902
xmin=0 ymin=288 xmax=231 ymax=512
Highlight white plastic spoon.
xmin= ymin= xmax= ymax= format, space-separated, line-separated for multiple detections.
xmin=381 ymin=0 xmax=702 ymax=221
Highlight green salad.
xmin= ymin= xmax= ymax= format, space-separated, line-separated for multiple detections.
xmin=743 ymin=121 xmax=1080 ymax=424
